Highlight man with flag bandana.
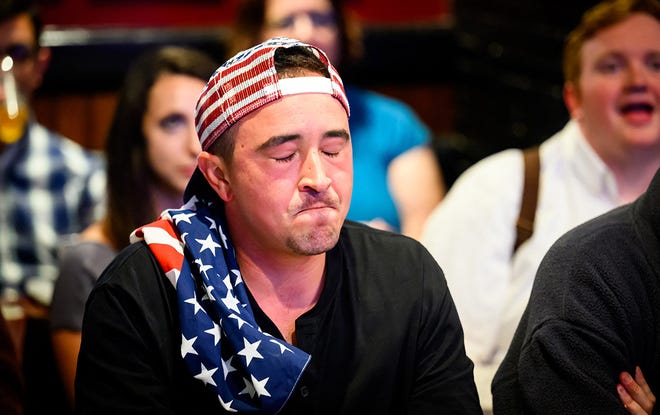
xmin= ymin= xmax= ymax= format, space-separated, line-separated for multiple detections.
xmin=74 ymin=37 xmax=481 ymax=414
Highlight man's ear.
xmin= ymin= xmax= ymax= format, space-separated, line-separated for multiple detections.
xmin=563 ymin=82 xmax=582 ymax=120
xmin=198 ymin=151 xmax=233 ymax=202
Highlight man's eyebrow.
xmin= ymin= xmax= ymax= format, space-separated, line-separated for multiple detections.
xmin=257 ymin=134 xmax=301 ymax=152
xmin=257 ymin=129 xmax=350 ymax=151
xmin=324 ymin=129 xmax=350 ymax=141
xmin=598 ymin=51 xmax=625 ymax=60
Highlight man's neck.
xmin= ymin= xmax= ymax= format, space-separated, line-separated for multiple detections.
xmin=236 ymin=249 xmax=326 ymax=344
xmin=602 ymin=148 xmax=660 ymax=204
xmin=581 ymin=128 xmax=660 ymax=203
xmin=614 ymin=161 xmax=659 ymax=204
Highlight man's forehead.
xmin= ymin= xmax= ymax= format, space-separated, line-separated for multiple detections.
xmin=583 ymin=15 xmax=660 ymax=52
xmin=234 ymin=94 xmax=348 ymax=141
xmin=246 ymin=91 xmax=346 ymax=120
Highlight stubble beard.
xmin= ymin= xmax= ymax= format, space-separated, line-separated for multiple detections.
xmin=285 ymin=224 xmax=340 ymax=256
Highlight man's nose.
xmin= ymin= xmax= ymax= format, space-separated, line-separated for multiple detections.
xmin=624 ymin=61 xmax=649 ymax=92
xmin=298 ymin=149 xmax=331 ymax=192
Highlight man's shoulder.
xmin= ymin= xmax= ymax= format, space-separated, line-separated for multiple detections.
xmin=429 ymin=147 xmax=524 ymax=221
xmin=339 ymin=220 xmax=431 ymax=260
xmin=94 ymin=241 xmax=164 ymax=291
xmin=341 ymin=220 xmax=418 ymax=242
xmin=455 ymin=147 xmax=524 ymax=187
xmin=555 ymin=204 xmax=632 ymax=252
xmin=541 ymin=203 xmax=636 ymax=279
xmin=336 ymin=222 xmax=448 ymax=307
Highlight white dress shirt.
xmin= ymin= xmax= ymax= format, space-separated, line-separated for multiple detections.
xmin=421 ymin=120 xmax=621 ymax=411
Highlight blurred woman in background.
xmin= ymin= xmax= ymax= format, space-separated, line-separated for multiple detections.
xmin=49 ymin=45 xmax=218 ymax=407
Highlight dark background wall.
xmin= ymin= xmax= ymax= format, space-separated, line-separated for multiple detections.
xmin=32 ymin=0 xmax=602 ymax=183
xmin=452 ymin=0 xmax=601 ymax=155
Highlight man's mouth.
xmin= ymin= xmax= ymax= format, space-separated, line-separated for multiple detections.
xmin=620 ymin=101 xmax=655 ymax=124
xmin=299 ymin=204 xmax=332 ymax=213
xmin=621 ymin=102 xmax=654 ymax=114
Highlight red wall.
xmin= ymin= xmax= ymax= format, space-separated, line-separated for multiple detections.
xmin=37 ymin=0 xmax=450 ymax=28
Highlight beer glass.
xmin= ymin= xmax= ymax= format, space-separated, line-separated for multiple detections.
xmin=0 ymin=56 xmax=28 ymax=144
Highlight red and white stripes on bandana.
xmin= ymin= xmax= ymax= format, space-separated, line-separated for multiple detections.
xmin=194 ymin=37 xmax=350 ymax=151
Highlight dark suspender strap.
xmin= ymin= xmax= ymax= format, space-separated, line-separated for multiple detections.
xmin=513 ymin=146 xmax=540 ymax=253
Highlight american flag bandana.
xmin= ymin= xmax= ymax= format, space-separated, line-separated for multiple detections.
xmin=194 ymin=36 xmax=350 ymax=151
xmin=131 ymin=195 xmax=311 ymax=413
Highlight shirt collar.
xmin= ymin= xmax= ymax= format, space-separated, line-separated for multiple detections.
xmin=564 ymin=120 xmax=619 ymax=201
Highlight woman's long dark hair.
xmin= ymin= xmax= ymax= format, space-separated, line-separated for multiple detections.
xmin=103 ymin=46 xmax=218 ymax=249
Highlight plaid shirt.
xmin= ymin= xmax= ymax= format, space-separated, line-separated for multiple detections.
xmin=0 ymin=121 xmax=105 ymax=304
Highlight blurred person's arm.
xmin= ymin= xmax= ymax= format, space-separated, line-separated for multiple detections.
xmin=51 ymin=330 xmax=80 ymax=405
xmin=0 ymin=310 xmax=23 ymax=415
xmin=50 ymin=226 xmax=116 ymax=407
xmin=388 ymin=145 xmax=444 ymax=240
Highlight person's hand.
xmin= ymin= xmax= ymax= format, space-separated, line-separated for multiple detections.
xmin=618 ymin=366 xmax=655 ymax=414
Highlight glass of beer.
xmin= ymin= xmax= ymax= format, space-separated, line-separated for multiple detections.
xmin=1 ymin=56 xmax=29 ymax=145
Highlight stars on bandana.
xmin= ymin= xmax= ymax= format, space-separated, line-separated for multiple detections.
xmin=218 ymin=395 xmax=237 ymax=412
xmin=228 ymin=313 xmax=251 ymax=330
xmin=218 ymin=225 xmax=229 ymax=249
xmin=240 ymin=377 xmax=257 ymax=398
xmin=221 ymin=356 xmax=237 ymax=380
xmin=194 ymin=363 xmax=219 ymax=387
xmin=205 ymin=215 xmax=217 ymax=230
xmin=238 ymin=339 xmax=264 ymax=366
xmin=231 ymin=269 xmax=243 ymax=285
xmin=222 ymin=274 xmax=234 ymax=290
xmin=269 ymin=339 xmax=293 ymax=354
xmin=201 ymin=284 xmax=216 ymax=303
xmin=252 ymin=375 xmax=272 ymax=398
xmin=137 ymin=199 xmax=310 ymax=414
xmin=185 ymin=296 xmax=205 ymax=315
xmin=221 ymin=291 xmax=242 ymax=313
xmin=195 ymin=258 xmax=214 ymax=279
xmin=196 ymin=234 xmax=223 ymax=256
xmin=181 ymin=334 xmax=198 ymax=358
xmin=204 ymin=322 xmax=222 ymax=346
xmin=172 ymin=212 xmax=196 ymax=225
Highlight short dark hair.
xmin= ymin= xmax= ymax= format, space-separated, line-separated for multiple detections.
xmin=103 ymin=46 xmax=218 ymax=249
xmin=563 ymin=0 xmax=660 ymax=86
xmin=0 ymin=0 xmax=44 ymax=47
